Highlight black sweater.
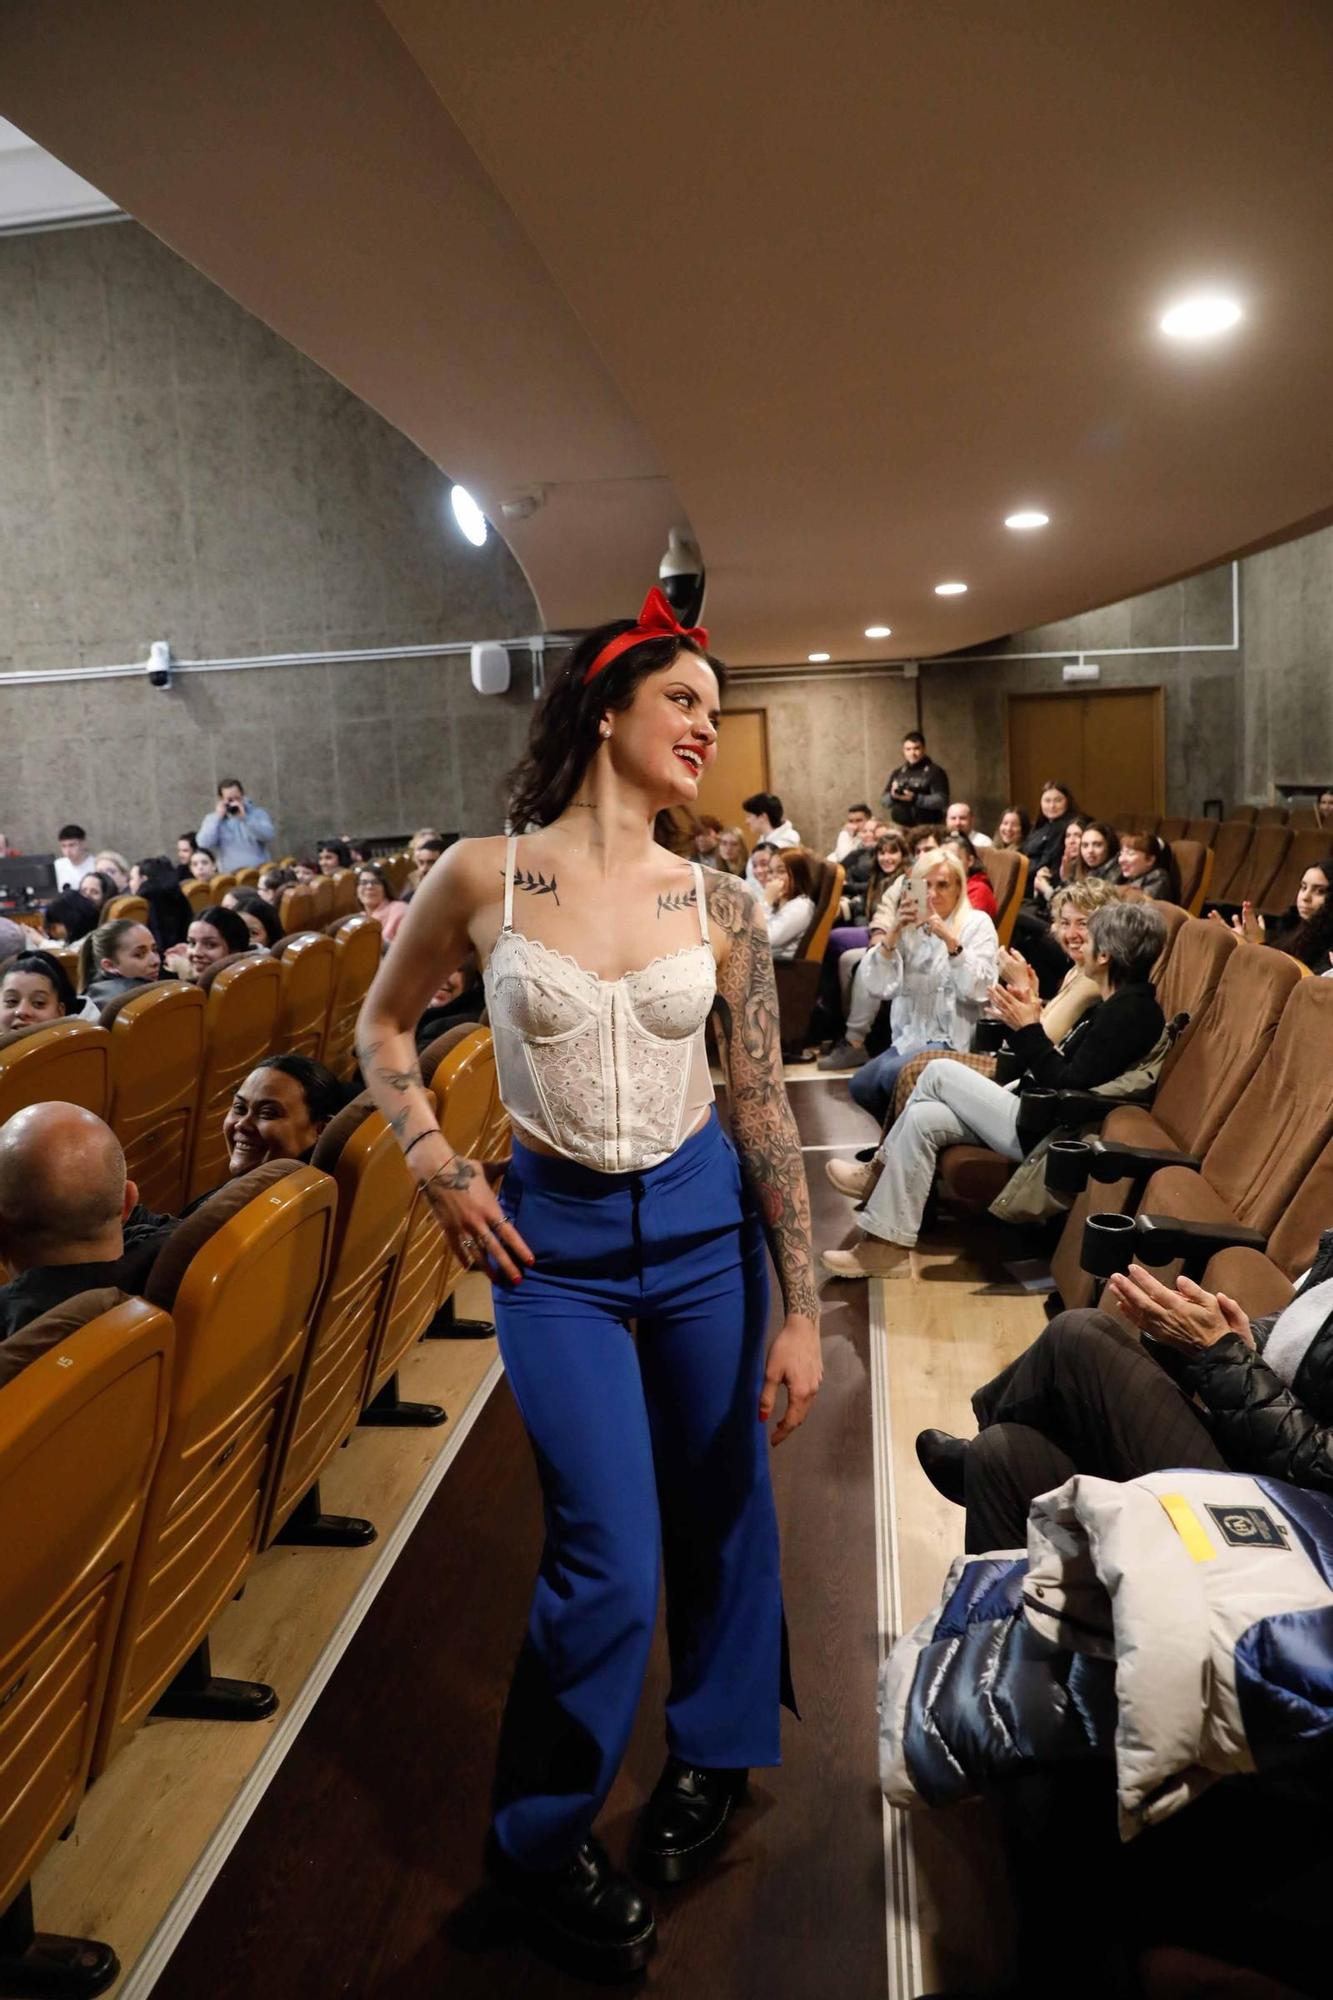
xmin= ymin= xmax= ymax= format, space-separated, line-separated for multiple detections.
xmin=1008 ymin=982 xmax=1163 ymax=1143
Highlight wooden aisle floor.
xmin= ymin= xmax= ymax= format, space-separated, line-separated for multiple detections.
xmin=40 ymin=1076 xmax=1048 ymax=1998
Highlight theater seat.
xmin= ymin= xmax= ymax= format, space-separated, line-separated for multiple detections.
xmin=1147 ymin=900 xmax=1189 ymax=977
xmin=92 ymin=1162 xmax=336 ymax=1773
xmin=0 ymin=1019 xmax=112 ymax=1124
xmin=1153 ymin=914 xmax=1235 ymax=1055
xmin=332 ymin=868 xmax=358 ymax=919
xmin=774 ymin=860 xmax=843 ymax=1048
xmin=276 ymin=931 xmax=337 ymax=1062
xmin=183 ymin=879 xmax=217 ymax=915
xmin=981 ymin=848 xmax=1028 ymax=950
xmin=1182 ymin=818 xmax=1219 ymax=847
xmin=1204 ymin=820 xmax=1254 ymax=904
xmin=323 ymin=916 xmax=383 ymax=1081
xmin=103 ymin=982 xmax=206 ymax=1215
xmin=103 ymin=893 xmax=149 ymax=924
xmin=1258 ymin=828 xmax=1331 ymax=918
xmin=0 ymin=1294 xmax=173 ymax=1997
xmin=1254 ymin=805 xmax=1289 ymax=827
xmin=1049 ymin=943 xmax=1302 ymax=1308
xmin=1230 ymin=804 xmax=1258 ymax=826
xmin=262 ymin=1099 xmax=411 ymax=1547
xmin=278 ymin=883 xmax=319 ymax=936
xmin=1168 ymin=840 xmax=1211 ymax=914
xmin=1219 ymin=825 xmax=1291 ymax=912
xmin=183 ymin=953 xmax=283 ymax=1205
xmin=1157 ymin=816 xmax=1188 ymax=843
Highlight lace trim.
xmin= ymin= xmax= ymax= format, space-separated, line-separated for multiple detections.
xmin=487 ymin=930 xmax=715 ymax=991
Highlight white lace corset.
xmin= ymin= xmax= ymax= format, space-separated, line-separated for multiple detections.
xmin=482 ymin=844 xmax=717 ymax=1173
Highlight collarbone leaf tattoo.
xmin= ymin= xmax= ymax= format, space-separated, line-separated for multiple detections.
xmin=656 ymin=886 xmax=698 ymax=919
xmin=501 ymin=865 xmax=559 ymax=905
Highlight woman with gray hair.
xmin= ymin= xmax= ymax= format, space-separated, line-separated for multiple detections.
xmin=823 ymin=898 xmax=1166 ymax=1278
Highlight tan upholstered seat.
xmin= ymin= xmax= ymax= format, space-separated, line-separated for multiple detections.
xmin=276 ymin=932 xmax=337 ymax=1062
xmin=1182 ymin=818 xmax=1219 ymax=847
xmin=1153 ymin=914 xmax=1235 ymax=1055
xmin=1230 ymin=805 xmax=1258 ymax=826
xmin=104 ymin=982 xmax=206 ymax=1214
xmin=0 ymin=1020 xmax=112 ymax=1124
xmin=1146 ymin=900 xmax=1189 ymax=978
xmin=1254 ymin=805 xmax=1289 ymax=827
xmin=323 ymin=916 xmax=383 ymax=1081
xmin=360 ymin=1085 xmax=453 ymax=1423
xmin=92 ymin=1162 xmax=335 ymax=1772
xmin=1259 ymin=829 xmax=1332 ymax=918
xmin=1205 ymin=821 xmax=1254 ymax=904
xmin=183 ymin=878 xmax=218 ymax=915
xmin=234 ymin=868 xmax=262 ymax=887
xmin=212 ymin=874 xmax=237 ymax=897
xmin=774 ymin=860 xmax=843 ymax=1046
xmin=103 ymin=894 xmax=149 ymax=924
xmin=262 ymin=1100 xmax=410 ymax=1545
xmin=1157 ymin=816 xmax=1188 ymax=843
xmin=278 ymin=883 xmax=319 ymax=937
xmin=331 ymin=868 xmax=358 ymax=918
xmin=0 ymin=1294 xmax=172 ymax=1980
xmin=1168 ymin=841 xmax=1212 ymax=914
xmin=982 ymin=848 xmax=1028 ymax=950
xmin=182 ymin=954 xmax=283 ymax=1205
xmin=1287 ymin=806 xmax=1320 ymax=833
xmin=1049 ymin=943 xmax=1303 ymax=1308
xmin=1221 ymin=825 xmax=1291 ymax=910
xmin=309 ymin=876 xmax=336 ymax=928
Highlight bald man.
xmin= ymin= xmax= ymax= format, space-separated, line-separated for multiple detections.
xmin=0 ymin=1103 xmax=177 ymax=1346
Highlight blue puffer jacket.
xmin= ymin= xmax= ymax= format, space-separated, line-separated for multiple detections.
xmin=880 ymin=1468 xmax=1333 ymax=1837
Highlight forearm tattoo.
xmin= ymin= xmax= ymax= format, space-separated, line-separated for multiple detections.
xmin=356 ymin=1030 xmax=452 ymax=1167
xmin=706 ymin=871 xmax=820 ymax=1320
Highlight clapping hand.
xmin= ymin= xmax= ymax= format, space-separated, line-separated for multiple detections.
xmin=988 ymin=979 xmax=1042 ymax=1031
xmin=1107 ymin=1264 xmax=1254 ymax=1351
xmin=998 ymin=947 xmax=1039 ymax=1004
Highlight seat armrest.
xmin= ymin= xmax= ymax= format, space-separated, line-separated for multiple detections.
xmin=1086 ymin=1138 xmax=1202 ymax=1186
xmin=1134 ymin=1213 xmax=1269 ymax=1280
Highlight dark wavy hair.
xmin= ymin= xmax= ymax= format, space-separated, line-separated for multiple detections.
xmin=505 ymin=618 xmax=726 ymax=831
xmin=1280 ymin=856 xmax=1333 ymax=970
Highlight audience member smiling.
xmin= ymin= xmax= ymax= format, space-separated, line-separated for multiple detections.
xmin=0 ymin=951 xmax=79 ymax=1031
xmin=163 ymin=905 xmax=253 ymax=982
xmin=78 ymin=920 xmax=162 ymax=1014
xmin=223 ymin=887 xmax=284 ymax=949
xmin=222 ymin=1057 xmax=345 ymax=1177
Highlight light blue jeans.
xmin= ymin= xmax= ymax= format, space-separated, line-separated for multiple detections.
xmin=848 ymin=1040 xmax=952 ymax=1123
xmin=859 ymin=1060 xmax=1024 ymax=1246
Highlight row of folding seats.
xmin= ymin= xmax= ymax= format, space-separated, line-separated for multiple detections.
xmin=0 ymin=1026 xmax=507 ymax=1990
xmin=1113 ymin=814 xmax=1333 ymax=915
xmin=0 ymin=917 xmax=383 ymax=1212
xmin=1047 ymin=934 xmax=1333 ymax=1312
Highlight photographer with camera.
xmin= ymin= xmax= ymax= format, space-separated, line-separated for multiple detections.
xmin=196 ymin=775 xmax=275 ymax=874
xmin=881 ymin=730 xmax=949 ymax=828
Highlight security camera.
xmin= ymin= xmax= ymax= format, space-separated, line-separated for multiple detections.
xmin=146 ymin=639 xmax=173 ymax=690
xmin=658 ymin=528 xmax=705 ymax=629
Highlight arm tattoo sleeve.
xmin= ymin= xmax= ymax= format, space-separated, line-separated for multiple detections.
xmin=356 ymin=1029 xmax=452 ymax=1175
xmin=707 ymin=872 xmax=820 ymax=1320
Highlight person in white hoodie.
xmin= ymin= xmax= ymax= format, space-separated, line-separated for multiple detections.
xmin=822 ymin=849 xmax=998 ymax=1121
xmin=741 ymin=791 xmax=801 ymax=886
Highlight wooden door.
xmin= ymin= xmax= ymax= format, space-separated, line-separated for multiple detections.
xmin=1007 ymin=687 xmax=1164 ymax=822
xmin=695 ymin=708 xmax=769 ymax=832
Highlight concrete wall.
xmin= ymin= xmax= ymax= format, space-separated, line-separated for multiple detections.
xmin=0 ymin=219 xmax=539 ymax=859
xmin=918 ymin=561 xmax=1242 ymax=830
xmin=1241 ymin=527 xmax=1333 ymax=799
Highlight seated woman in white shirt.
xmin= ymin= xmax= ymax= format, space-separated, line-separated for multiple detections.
xmin=823 ymin=849 xmax=999 ymax=1117
xmin=761 ymin=846 xmax=819 ymax=961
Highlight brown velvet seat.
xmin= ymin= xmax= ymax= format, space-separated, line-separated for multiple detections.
xmin=1049 ymin=943 xmax=1304 ymax=1308
xmin=323 ymin=916 xmax=383 ymax=1081
xmin=92 ymin=1161 xmax=335 ymax=1773
xmin=1152 ymin=915 xmax=1235 ymax=1059
xmin=103 ymin=982 xmax=207 ymax=1215
xmin=1254 ymin=805 xmax=1289 ymax=827
xmin=183 ymin=953 xmax=283 ymax=1205
xmin=1229 ymin=805 xmax=1258 ymax=826
xmin=1157 ymin=816 xmax=1188 ymax=843
xmin=1183 ymin=817 xmax=1219 ymax=847
xmin=1146 ymin=900 xmax=1189 ymax=979
xmin=261 ymin=1099 xmax=410 ymax=1545
xmin=276 ymin=931 xmax=337 ymax=1063
xmin=1259 ymin=828 xmax=1332 ymax=918
xmin=1168 ymin=840 xmax=1212 ymax=914
xmin=774 ymin=860 xmax=844 ymax=1047
xmin=981 ymin=848 xmax=1028 ymax=951
xmin=1219 ymin=825 xmax=1291 ymax=911
xmin=1205 ymin=820 xmax=1254 ymax=903
xmin=0 ymin=1294 xmax=173 ymax=1991
xmin=0 ymin=1019 xmax=112 ymax=1125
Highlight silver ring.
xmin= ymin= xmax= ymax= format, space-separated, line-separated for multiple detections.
xmin=458 ymin=1234 xmax=479 ymax=1254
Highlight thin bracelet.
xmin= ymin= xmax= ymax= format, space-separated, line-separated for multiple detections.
xmin=403 ymin=1129 xmax=438 ymax=1161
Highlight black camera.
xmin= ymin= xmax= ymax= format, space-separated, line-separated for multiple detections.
xmin=225 ymin=800 xmax=242 ymax=815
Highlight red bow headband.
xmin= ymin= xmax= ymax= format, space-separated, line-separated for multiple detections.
xmin=582 ymin=586 xmax=710 ymax=683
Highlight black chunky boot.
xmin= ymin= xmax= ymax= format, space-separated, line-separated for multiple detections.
xmin=483 ymin=1827 xmax=656 ymax=1980
xmin=633 ymin=1758 xmax=750 ymax=1887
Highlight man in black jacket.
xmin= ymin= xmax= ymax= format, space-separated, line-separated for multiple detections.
xmin=881 ymin=731 xmax=949 ymax=828
xmin=0 ymin=1102 xmax=177 ymax=1372
xmin=914 ymin=1234 xmax=1333 ymax=1553
xmin=822 ymin=900 xmax=1166 ymax=1277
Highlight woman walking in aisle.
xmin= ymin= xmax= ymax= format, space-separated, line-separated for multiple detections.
xmin=356 ymin=588 xmax=821 ymax=1980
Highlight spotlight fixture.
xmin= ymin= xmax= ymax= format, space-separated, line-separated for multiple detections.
xmin=864 ymin=624 xmax=892 ymax=640
xmin=1159 ymin=293 xmax=1243 ymax=340
xmin=808 ymin=651 xmax=831 ymax=663
xmin=449 ymin=483 xmax=489 ymax=546
xmin=1005 ymin=510 xmax=1049 ymax=531
xmin=934 ymin=581 xmax=967 ymax=597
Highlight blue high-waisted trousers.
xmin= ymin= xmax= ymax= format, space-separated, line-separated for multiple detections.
xmin=489 ymin=1108 xmax=795 ymax=1870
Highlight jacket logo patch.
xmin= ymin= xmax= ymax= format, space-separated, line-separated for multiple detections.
xmin=1205 ymin=1505 xmax=1289 ymax=1550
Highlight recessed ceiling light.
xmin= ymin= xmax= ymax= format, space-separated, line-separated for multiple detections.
xmin=934 ymin=581 xmax=967 ymax=597
xmin=808 ymin=651 xmax=830 ymax=663
xmin=1159 ymin=293 xmax=1243 ymax=340
xmin=864 ymin=624 xmax=892 ymax=640
xmin=1005 ymin=510 xmax=1049 ymax=531
xmin=450 ymin=483 xmax=488 ymax=546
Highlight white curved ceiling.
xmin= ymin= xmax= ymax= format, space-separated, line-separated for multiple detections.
xmin=2 ymin=1 xmax=1332 ymax=663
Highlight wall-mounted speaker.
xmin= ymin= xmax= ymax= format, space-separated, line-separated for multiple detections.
xmin=471 ymin=641 xmax=511 ymax=696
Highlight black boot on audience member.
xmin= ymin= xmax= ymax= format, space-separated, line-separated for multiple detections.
xmin=915 ymin=1429 xmax=967 ymax=1507
xmin=483 ymin=1826 xmax=656 ymax=1979
xmin=634 ymin=1758 xmax=750 ymax=1887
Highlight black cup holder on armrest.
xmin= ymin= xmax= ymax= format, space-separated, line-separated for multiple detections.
xmin=974 ymin=1017 xmax=1007 ymax=1056
xmin=1080 ymin=1211 xmax=1139 ymax=1278
xmin=1045 ymin=1138 xmax=1093 ymax=1196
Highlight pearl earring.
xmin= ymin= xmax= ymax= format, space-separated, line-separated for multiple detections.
xmin=600 ymin=724 xmax=612 ymax=739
